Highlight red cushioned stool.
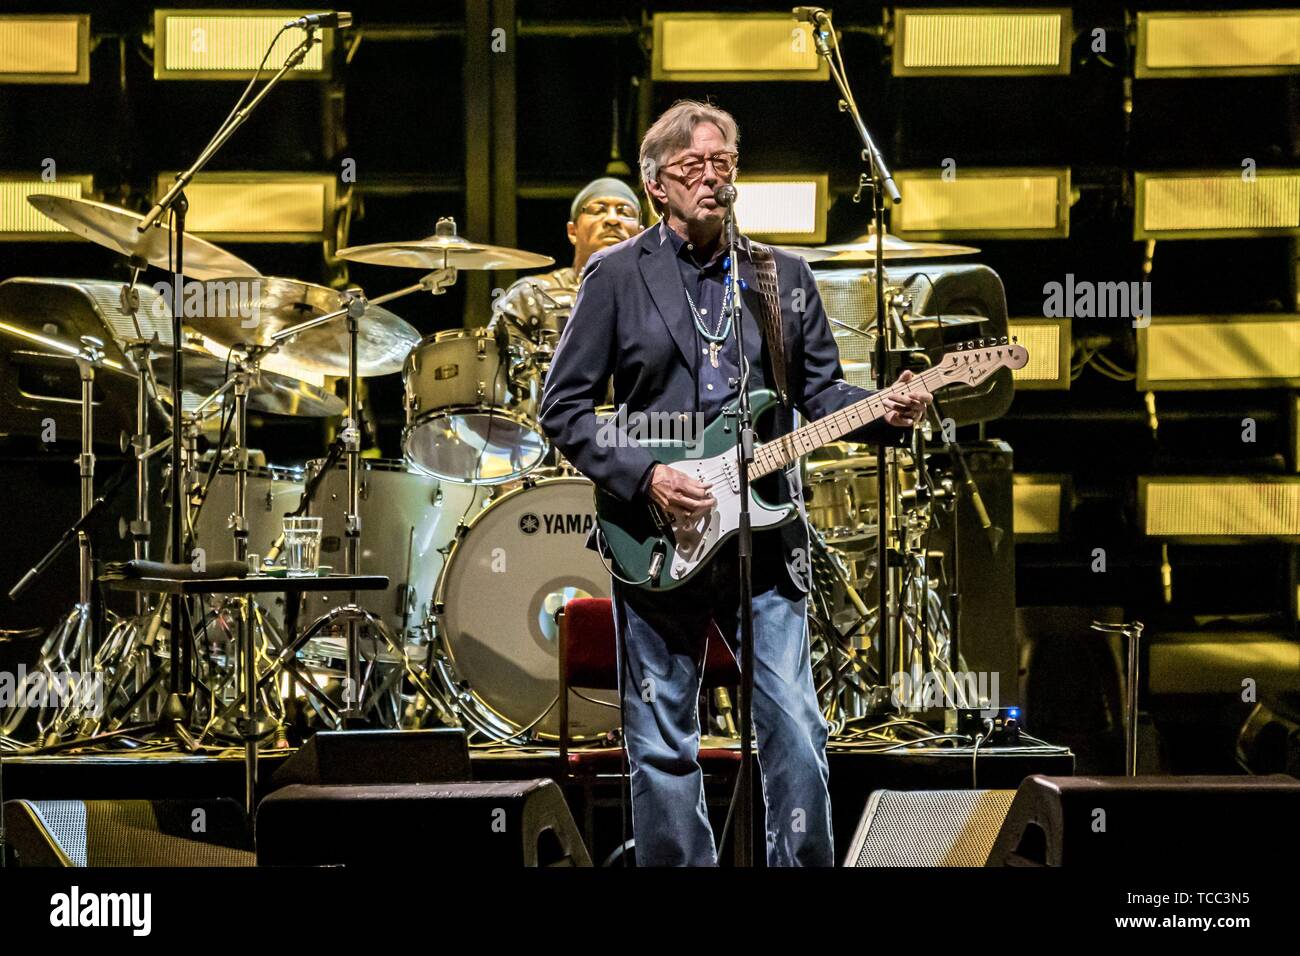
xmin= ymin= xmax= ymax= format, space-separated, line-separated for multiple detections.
xmin=556 ymin=597 xmax=743 ymax=863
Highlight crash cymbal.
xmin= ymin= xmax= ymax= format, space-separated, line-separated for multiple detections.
xmin=337 ymin=216 xmax=553 ymax=271
xmin=816 ymin=231 xmax=979 ymax=263
xmin=26 ymin=195 xmax=261 ymax=280
xmin=777 ymin=245 xmax=839 ymax=263
xmin=185 ymin=276 xmax=420 ymax=377
xmin=152 ymin=348 xmax=345 ymax=418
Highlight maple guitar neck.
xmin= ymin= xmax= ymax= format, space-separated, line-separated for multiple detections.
xmin=749 ymin=365 xmax=948 ymax=481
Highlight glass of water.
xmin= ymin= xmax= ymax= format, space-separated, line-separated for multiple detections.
xmin=283 ymin=516 xmax=323 ymax=577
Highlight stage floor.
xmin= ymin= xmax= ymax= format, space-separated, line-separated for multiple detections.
xmin=1 ymin=741 xmax=1074 ymax=864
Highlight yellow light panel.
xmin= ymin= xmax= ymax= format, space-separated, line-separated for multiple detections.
xmin=1014 ymin=476 xmax=1066 ymax=539
xmin=1008 ymin=319 xmax=1070 ymax=389
xmin=0 ymin=176 xmax=92 ymax=239
xmin=892 ymin=168 xmax=1069 ymax=239
xmin=653 ymin=13 xmax=829 ymax=81
xmin=894 ymin=8 xmax=1071 ymax=76
xmin=1136 ymin=171 xmax=1300 ymax=239
xmin=1141 ymin=477 xmax=1300 ymax=538
xmin=1137 ymin=315 xmax=1300 ymax=390
xmin=154 ymin=10 xmax=331 ymax=80
xmin=735 ymin=175 xmax=827 ymax=244
xmin=0 ymin=14 xmax=88 ymax=84
xmin=155 ymin=173 xmax=335 ymax=241
xmin=1137 ymin=10 xmax=1300 ymax=78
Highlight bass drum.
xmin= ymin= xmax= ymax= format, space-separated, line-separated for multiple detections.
xmin=434 ymin=476 xmax=618 ymax=740
xmin=303 ymin=458 xmax=490 ymax=654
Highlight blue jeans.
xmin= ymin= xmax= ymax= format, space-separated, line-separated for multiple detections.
xmin=611 ymin=547 xmax=834 ymax=866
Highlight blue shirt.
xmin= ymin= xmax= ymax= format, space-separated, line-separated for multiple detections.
xmin=663 ymin=223 xmax=741 ymax=423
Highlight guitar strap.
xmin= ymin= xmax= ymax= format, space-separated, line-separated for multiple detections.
xmin=747 ymin=240 xmax=790 ymax=407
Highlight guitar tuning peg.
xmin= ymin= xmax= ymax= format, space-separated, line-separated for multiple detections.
xmin=1000 ymin=335 xmax=1009 ymax=344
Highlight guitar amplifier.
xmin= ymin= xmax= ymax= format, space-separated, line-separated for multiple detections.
xmin=812 ymin=262 xmax=1013 ymax=426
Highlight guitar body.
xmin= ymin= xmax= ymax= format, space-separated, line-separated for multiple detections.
xmin=594 ymin=389 xmax=797 ymax=590
xmin=592 ymin=340 xmax=1029 ymax=590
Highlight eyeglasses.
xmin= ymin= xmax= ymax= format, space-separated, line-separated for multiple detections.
xmin=661 ymin=150 xmax=738 ymax=184
xmin=578 ymin=201 xmax=640 ymax=221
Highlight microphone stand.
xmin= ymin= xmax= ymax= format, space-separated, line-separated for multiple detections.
xmin=723 ymin=195 xmax=757 ymax=867
xmin=808 ymin=11 xmax=904 ymax=708
xmin=134 ymin=25 xmax=320 ymax=743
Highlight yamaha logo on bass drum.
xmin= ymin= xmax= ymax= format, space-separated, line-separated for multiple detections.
xmin=518 ymin=512 xmax=594 ymax=535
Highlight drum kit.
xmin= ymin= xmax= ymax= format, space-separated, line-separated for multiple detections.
xmin=1 ymin=186 xmax=987 ymax=752
xmin=0 ymin=193 xmax=620 ymax=750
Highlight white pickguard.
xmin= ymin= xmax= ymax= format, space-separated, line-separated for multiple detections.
xmin=662 ymin=451 xmax=790 ymax=583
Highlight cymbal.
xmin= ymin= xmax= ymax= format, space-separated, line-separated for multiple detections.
xmin=185 ymin=277 xmax=420 ymax=377
xmin=337 ymin=217 xmax=553 ymax=271
xmin=27 ymin=195 xmax=261 ymax=280
xmin=816 ymin=231 xmax=979 ymax=263
xmin=0 ymin=320 xmax=342 ymax=417
xmin=777 ymin=245 xmax=839 ymax=263
xmin=152 ymin=349 xmax=345 ymax=418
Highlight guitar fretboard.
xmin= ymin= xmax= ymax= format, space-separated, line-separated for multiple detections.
xmin=749 ymin=364 xmax=950 ymax=481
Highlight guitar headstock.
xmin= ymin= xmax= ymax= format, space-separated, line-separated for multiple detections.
xmin=936 ymin=337 xmax=1029 ymax=386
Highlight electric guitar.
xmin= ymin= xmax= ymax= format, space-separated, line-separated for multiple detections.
xmin=594 ymin=339 xmax=1029 ymax=589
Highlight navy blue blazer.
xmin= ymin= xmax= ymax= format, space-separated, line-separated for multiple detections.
xmin=539 ymin=222 xmax=897 ymax=592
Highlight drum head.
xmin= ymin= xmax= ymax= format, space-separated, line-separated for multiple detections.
xmin=436 ymin=477 xmax=617 ymax=739
xmin=405 ymin=410 xmax=547 ymax=485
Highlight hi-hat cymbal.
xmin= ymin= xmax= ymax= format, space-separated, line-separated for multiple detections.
xmin=816 ymin=231 xmax=979 ymax=263
xmin=27 ymin=195 xmax=261 ymax=280
xmin=185 ymin=277 xmax=420 ymax=377
xmin=337 ymin=216 xmax=553 ymax=271
xmin=152 ymin=349 xmax=345 ymax=418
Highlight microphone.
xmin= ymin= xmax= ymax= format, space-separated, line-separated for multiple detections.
xmin=714 ymin=184 xmax=737 ymax=207
xmin=284 ymin=11 xmax=352 ymax=29
xmin=792 ymin=6 xmax=830 ymax=25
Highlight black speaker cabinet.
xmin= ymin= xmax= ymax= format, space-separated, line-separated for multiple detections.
xmin=268 ymin=728 xmax=472 ymax=791
xmin=256 ymin=778 xmax=592 ymax=867
xmin=987 ymin=773 xmax=1300 ymax=867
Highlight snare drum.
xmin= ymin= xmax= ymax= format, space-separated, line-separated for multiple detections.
xmin=402 ymin=327 xmax=548 ymax=485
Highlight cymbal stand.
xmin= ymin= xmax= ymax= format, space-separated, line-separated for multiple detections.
xmin=11 ymin=337 xmax=112 ymax=745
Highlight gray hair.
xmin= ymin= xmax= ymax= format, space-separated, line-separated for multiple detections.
xmin=639 ymin=99 xmax=739 ymax=211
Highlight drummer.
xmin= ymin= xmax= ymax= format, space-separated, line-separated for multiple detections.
xmin=492 ymin=177 xmax=644 ymax=341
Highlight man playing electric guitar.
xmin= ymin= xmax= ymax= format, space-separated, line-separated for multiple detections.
xmin=539 ymin=100 xmax=932 ymax=866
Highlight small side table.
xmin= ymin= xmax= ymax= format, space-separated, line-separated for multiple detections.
xmin=105 ymin=575 xmax=388 ymax=815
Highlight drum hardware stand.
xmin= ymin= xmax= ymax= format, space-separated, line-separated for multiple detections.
xmin=1090 ymin=620 xmax=1144 ymax=776
xmin=805 ymin=8 xmax=908 ymax=721
xmin=2 ymin=337 xmax=117 ymax=745
xmin=134 ymin=23 xmax=322 ymax=749
xmin=211 ymin=271 xmax=456 ymax=730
